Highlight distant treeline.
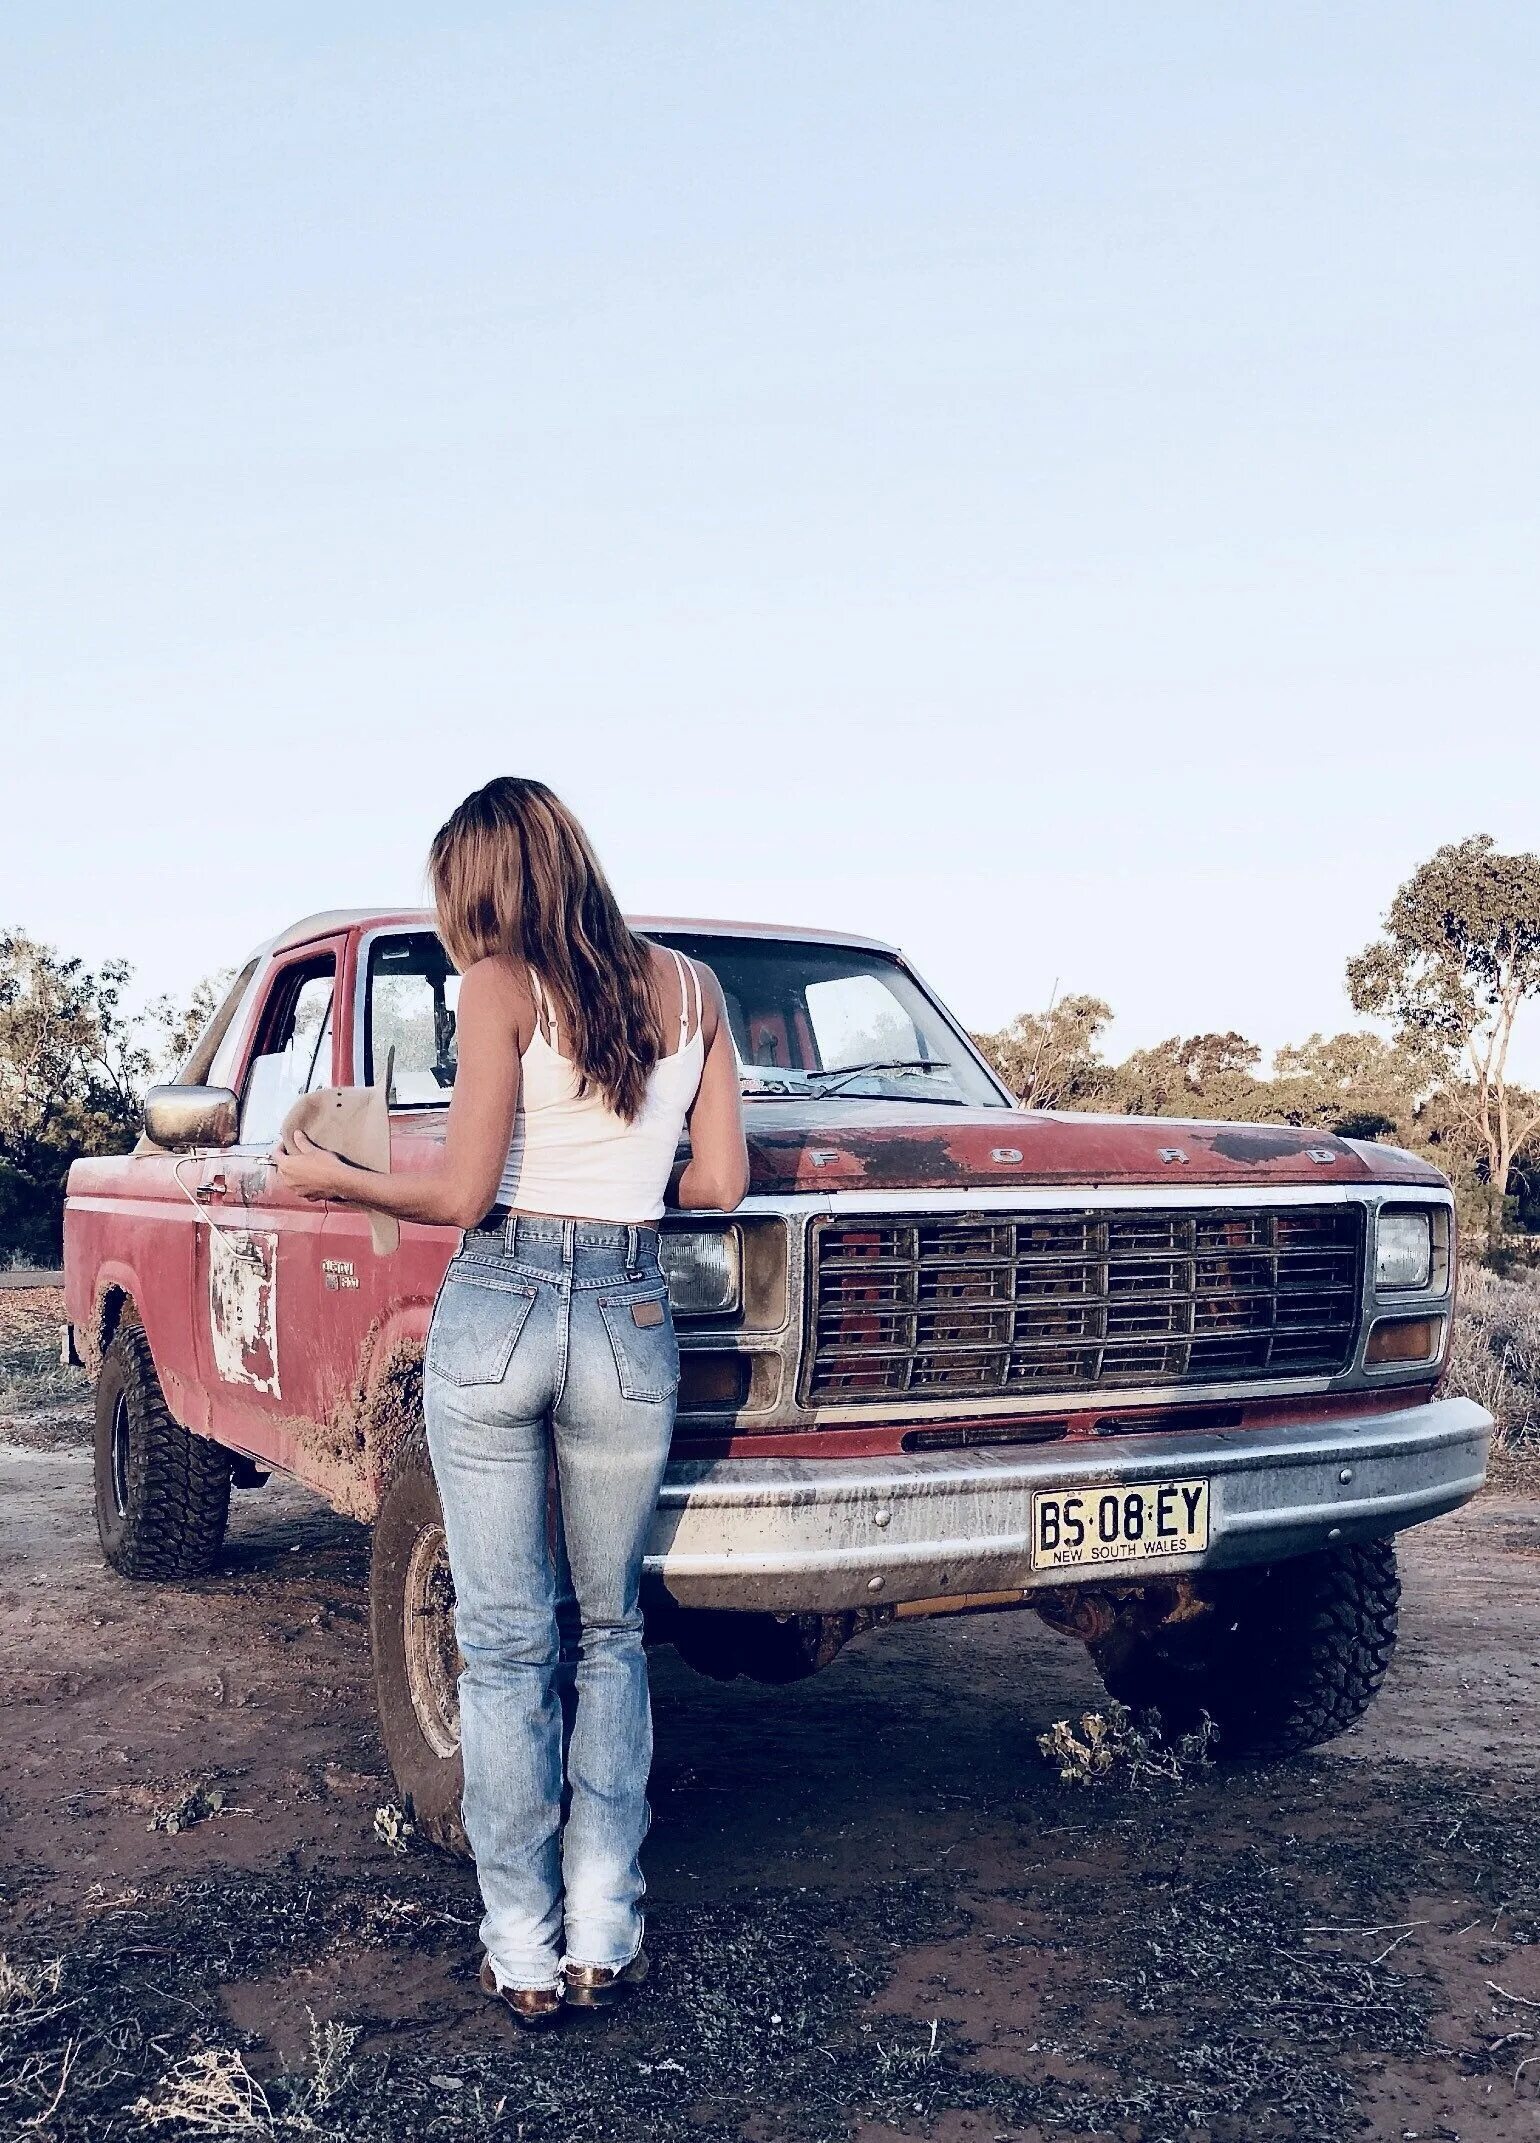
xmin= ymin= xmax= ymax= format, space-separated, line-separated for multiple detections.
xmin=972 ymin=836 xmax=1540 ymax=1246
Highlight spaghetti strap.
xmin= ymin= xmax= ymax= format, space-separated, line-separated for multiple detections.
xmin=529 ymin=967 xmax=557 ymax=1047
xmin=665 ymin=945 xmax=692 ymax=1049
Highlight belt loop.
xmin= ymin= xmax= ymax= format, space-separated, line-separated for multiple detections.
xmin=503 ymin=1211 xmax=517 ymax=1256
xmin=625 ymin=1223 xmax=639 ymax=1279
xmin=562 ymin=1218 xmax=575 ymax=1267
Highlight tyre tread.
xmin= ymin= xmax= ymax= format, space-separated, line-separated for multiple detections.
xmin=98 ymin=1324 xmax=231 ymax=1580
xmin=1093 ymin=1538 xmax=1401 ymax=1760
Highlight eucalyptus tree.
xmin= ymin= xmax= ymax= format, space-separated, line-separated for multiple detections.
xmin=1348 ymin=835 xmax=1540 ymax=1236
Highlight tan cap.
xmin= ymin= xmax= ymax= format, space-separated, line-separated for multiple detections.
xmin=279 ymin=1085 xmax=400 ymax=1256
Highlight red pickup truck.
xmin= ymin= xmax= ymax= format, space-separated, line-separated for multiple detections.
xmin=65 ymin=909 xmax=1490 ymax=1848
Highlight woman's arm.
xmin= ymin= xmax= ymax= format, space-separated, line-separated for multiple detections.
xmin=673 ymin=963 xmax=749 ymax=1211
xmin=273 ymin=957 xmax=523 ymax=1229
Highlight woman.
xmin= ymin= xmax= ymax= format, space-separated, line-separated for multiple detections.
xmin=275 ymin=776 xmax=748 ymax=2027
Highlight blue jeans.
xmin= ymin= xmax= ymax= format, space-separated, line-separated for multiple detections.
xmin=423 ymin=1216 xmax=678 ymax=1991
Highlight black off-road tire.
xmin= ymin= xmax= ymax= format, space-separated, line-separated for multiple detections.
xmin=94 ymin=1323 xmax=231 ymax=1579
xmin=1089 ymin=1538 xmax=1401 ymax=1760
xmin=369 ymin=1438 xmax=471 ymax=1858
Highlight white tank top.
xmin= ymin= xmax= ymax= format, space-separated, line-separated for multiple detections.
xmin=496 ymin=947 xmax=707 ymax=1222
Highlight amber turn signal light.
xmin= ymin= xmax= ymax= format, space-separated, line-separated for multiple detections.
xmin=1365 ymin=1315 xmax=1442 ymax=1366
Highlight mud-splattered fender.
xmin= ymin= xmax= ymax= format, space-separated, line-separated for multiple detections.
xmin=311 ymin=1304 xmax=434 ymax=1520
xmin=85 ymin=1264 xmax=146 ymax=1378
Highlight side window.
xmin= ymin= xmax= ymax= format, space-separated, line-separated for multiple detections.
xmin=239 ymin=960 xmax=336 ymax=1146
xmin=365 ymin=932 xmax=460 ymax=1103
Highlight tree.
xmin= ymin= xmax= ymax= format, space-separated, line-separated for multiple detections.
xmin=0 ymin=932 xmax=152 ymax=1263
xmin=1268 ymin=1031 xmax=1426 ymax=1142
xmin=146 ymin=968 xmax=235 ymax=1079
xmin=1100 ymin=1032 xmax=1266 ymax=1121
xmin=0 ymin=934 xmax=227 ymax=1265
xmin=1347 ymin=836 xmax=1540 ymax=1236
xmin=1174 ymin=1031 xmax=1261 ymax=1087
xmin=972 ymin=993 xmax=1114 ymax=1109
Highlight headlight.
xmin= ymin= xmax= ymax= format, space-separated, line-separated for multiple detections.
xmin=1375 ymin=1209 xmax=1433 ymax=1291
xmin=659 ymin=1227 xmax=741 ymax=1316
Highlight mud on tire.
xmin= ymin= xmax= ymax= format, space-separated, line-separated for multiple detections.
xmin=1089 ymin=1538 xmax=1401 ymax=1760
xmin=369 ymin=1438 xmax=471 ymax=1858
xmin=94 ymin=1322 xmax=231 ymax=1580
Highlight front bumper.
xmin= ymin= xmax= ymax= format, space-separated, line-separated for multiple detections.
xmin=644 ymin=1396 xmax=1492 ymax=1612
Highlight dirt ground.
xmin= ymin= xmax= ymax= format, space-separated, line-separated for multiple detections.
xmin=6 ymin=1290 xmax=1540 ymax=2142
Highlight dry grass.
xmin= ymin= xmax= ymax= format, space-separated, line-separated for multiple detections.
xmin=131 ymin=2014 xmax=359 ymax=2138
xmin=0 ymin=1952 xmax=66 ymax=2016
xmin=1448 ymin=1264 xmax=1540 ymax=1448
xmin=0 ymin=1285 xmax=87 ymax=1417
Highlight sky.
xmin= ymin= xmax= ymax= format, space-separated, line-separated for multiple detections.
xmin=3 ymin=4 xmax=1537 ymax=1075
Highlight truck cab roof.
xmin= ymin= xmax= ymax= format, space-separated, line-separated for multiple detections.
xmin=257 ymin=909 xmax=899 ymax=961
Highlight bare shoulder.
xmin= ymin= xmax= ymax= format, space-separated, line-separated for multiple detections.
xmin=455 ymin=954 xmax=533 ymax=1038
xmin=685 ymin=953 xmax=727 ymax=1044
xmin=644 ymin=941 xmax=722 ymax=1044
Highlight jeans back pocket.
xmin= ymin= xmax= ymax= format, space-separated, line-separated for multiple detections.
xmin=427 ymin=1266 xmax=539 ymax=1387
xmin=598 ymin=1286 xmax=680 ymax=1404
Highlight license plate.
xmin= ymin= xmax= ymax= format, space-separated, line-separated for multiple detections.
xmin=1030 ymin=1478 xmax=1210 ymax=1572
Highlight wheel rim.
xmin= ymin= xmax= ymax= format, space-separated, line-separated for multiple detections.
xmin=403 ymin=1522 xmax=461 ymax=1758
xmin=110 ymin=1393 xmax=131 ymax=1518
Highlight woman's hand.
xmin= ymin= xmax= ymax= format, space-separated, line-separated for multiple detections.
xmin=273 ymin=1126 xmax=351 ymax=1203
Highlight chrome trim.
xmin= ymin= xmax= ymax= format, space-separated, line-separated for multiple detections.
xmin=143 ymin=1084 xmax=241 ymax=1153
xmin=734 ymin=1184 xmax=1451 ymax=1214
xmin=644 ymin=1395 xmax=1491 ymax=1612
xmin=716 ymin=1184 xmax=1455 ymax=1433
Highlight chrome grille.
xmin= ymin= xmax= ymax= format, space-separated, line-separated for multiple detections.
xmin=805 ymin=1206 xmax=1363 ymax=1403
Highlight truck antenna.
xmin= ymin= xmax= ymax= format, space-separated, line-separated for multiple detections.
xmin=1024 ymin=976 xmax=1060 ymax=1107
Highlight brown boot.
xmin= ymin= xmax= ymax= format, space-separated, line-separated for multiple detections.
xmin=562 ymin=1950 xmax=650 ymax=2010
xmin=479 ymin=1957 xmax=562 ymax=2030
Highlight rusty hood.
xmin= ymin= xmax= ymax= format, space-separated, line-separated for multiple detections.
xmin=742 ymin=1101 xmax=1444 ymax=1196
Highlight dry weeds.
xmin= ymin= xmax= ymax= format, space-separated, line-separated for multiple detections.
xmin=131 ymin=2013 xmax=359 ymax=2138
xmin=0 ymin=1287 xmax=87 ymax=1417
xmin=1038 ymin=1702 xmax=1219 ymax=1789
xmin=1448 ymin=1263 xmax=1540 ymax=1447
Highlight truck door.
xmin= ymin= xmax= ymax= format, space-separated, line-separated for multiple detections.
xmin=191 ymin=942 xmax=344 ymax=1469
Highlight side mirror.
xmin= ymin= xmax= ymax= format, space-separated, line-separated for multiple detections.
xmin=143 ymin=1084 xmax=241 ymax=1151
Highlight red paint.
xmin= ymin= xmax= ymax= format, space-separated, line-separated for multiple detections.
xmin=670 ymin=1383 xmax=1435 ymax=1462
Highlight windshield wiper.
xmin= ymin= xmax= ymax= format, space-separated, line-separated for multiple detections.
xmin=806 ymin=1058 xmax=955 ymax=1098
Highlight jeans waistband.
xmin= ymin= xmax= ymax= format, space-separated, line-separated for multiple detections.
xmin=467 ymin=1212 xmax=660 ymax=1252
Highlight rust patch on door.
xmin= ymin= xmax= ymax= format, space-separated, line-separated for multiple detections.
xmin=208 ymin=1229 xmax=280 ymax=1395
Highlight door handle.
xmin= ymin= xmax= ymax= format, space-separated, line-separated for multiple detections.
xmin=196 ymin=1173 xmax=228 ymax=1202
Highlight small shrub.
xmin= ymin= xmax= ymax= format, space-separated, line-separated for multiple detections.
xmin=372 ymin=1802 xmax=417 ymax=1854
xmin=1037 ymin=1702 xmax=1218 ymax=1790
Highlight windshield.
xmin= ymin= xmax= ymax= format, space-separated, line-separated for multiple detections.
xmin=651 ymin=932 xmax=1008 ymax=1108
xmin=360 ymin=928 xmax=1008 ymax=1108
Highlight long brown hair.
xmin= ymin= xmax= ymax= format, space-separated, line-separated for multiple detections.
xmin=428 ymin=777 xmax=665 ymax=1121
